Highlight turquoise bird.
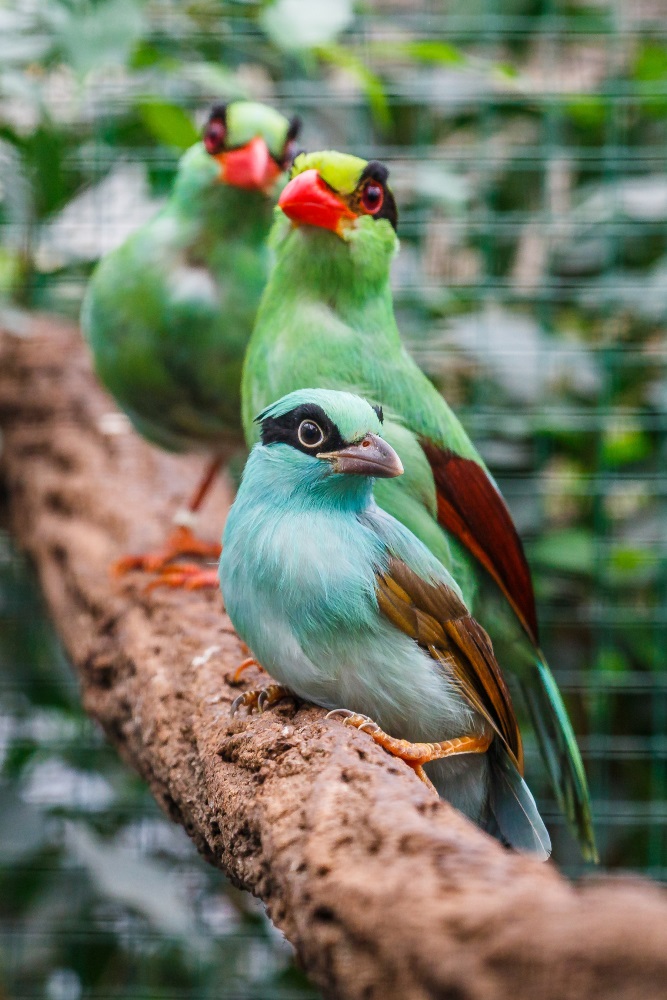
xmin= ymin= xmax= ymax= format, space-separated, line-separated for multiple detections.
xmin=82 ymin=101 xmax=300 ymax=584
xmin=221 ymin=388 xmax=551 ymax=859
xmin=241 ymin=151 xmax=596 ymax=860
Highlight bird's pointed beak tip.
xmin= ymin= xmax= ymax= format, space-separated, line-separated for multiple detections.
xmin=319 ymin=434 xmax=403 ymax=479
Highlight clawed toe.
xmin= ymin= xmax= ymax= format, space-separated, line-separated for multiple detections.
xmin=113 ymin=526 xmax=221 ymax=581
xmin=145 ymin=563 xmax=220 ymax=592
xmin=231 ymin=690 xmax=260 ymax=715
xmin=327 ymin=710 xmax=492 ymax=796
xmin=230 ymin=684 xmax=291 ymax=717
xmin=326 ymin=709 xmax=378 ymax=734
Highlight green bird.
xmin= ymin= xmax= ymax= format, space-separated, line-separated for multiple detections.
xmin=221 ymin=388 xmax=550 ymax=859
xmin=82 ymin=101 xmax=300 ymax=584
xmin=241 ymin=151 xmax=597 ymax=861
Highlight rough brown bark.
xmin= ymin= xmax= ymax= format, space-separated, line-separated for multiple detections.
xmin=1 ymin=312 xmax=667 ymax=1000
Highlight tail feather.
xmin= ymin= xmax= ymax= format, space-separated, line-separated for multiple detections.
xmin=488 ymin=748 xmax=551 ymax=861
xmin=521 ymin=654 xmax=598 ymax=863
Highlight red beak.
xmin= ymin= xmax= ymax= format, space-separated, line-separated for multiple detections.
xmin=278 ymin=169 xmax=356 ymax=236
xmin=214 ymin=136 xmax=281 ymax=193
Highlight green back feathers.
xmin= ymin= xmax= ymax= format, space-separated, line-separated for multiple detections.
xmin=257 ymin=388 xmax=383 ymax=444
xmin=291 ymin=151 xmax=370 ymax=195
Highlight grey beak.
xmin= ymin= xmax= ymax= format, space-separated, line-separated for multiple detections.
xmin=318 ymin=433 xmax=404 ymax=479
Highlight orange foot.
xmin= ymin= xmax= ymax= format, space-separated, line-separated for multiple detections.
xmin=113 ymin=525 xmax=221 ymax=577
xmin=145 ymin=562 xmax=220 ymax=592
xmin=229 ymin=657 xmax=265 ymax=686
xmin=326 ymin=710 xmax=493 ymax=792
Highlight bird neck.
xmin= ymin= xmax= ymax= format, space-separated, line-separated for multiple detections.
xmin=242 ymin=446 xmax=374 ymax=516
xmin=171 ymin=146 xmax=276 ymax=244
xmin=267 ymin=215 xmax=399 ymax=335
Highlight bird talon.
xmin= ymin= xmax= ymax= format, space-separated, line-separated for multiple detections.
xmin=231 ymin=691 xmax=258 ymax=716
xmin=113 ymin=525 xmax=221 ymax=582
xmin=144 ymin=563 xmax=220 ymax=593
xmin=230 ymin=684 xmax=291 ymax=718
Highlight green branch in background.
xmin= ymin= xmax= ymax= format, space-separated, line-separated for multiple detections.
xmin=137 ymin=101 xmax=200 ymax=151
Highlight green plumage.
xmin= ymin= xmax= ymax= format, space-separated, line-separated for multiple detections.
xmin=242 ymin=150 xmax=597 ymax=861
xmin=82 ymin=102 xmax=294 ymax=453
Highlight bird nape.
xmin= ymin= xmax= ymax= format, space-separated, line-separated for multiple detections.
xmin=221 ymin=388 xmax=551 ymax=860
xmin=241 ymin=150 xmax=596 ymax=862
xmin=82 ymin=101 xmax=301 ymax=591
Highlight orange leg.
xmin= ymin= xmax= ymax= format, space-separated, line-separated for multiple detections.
xmin=113 ymin=456 xmax=223 ymax=583
xmin=229 ymin=657 xmax=265 ymax=686
xmin=327 ymin=710 xmax=492 ymax=791
xmin=231 ymin=684 xmax=291 ymax=716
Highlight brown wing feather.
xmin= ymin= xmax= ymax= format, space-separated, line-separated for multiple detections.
xmin=420 ymin=441 xmax=539 ymax=646
xmin=376 ymin=557 xmax=524 ymax=772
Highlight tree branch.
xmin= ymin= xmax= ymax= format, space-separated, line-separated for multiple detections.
xmin=1 ymin=313 xmax=666 ymax=1000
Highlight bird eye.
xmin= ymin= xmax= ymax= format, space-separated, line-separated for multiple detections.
xmin=298 ymin=420 xmax=324 ymax=448
xmin=361 ymin=180 xmax=384 ymax=214
xmin=204 ymin=119 xmax=226 ymax=155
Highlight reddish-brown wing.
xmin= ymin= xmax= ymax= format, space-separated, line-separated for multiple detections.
xmin=376 ymin=556 xmax=523 ymax=773
xmin=420 ymin=442 xmax=539 ymax=646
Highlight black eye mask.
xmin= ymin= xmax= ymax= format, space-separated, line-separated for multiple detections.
xmin=259 ymin=403 xmax=348 ymax=456
xmin=357 ymin=161 xmax=398 ymax=231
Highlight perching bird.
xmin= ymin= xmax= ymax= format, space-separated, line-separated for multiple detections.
xmin=241 ymin=151 xmax=596 ymax=860
xmin=82 ymin=101 xmax=300 ymax=585
xmin=221 ymin=388 xmax=551 ymax=859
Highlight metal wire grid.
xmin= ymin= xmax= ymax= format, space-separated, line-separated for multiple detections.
xmin=0 ymin=534 xmax=320 ymax=999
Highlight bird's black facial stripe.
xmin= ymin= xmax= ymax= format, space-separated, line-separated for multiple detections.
xmin=372 ymin=404 xmax=384 ymax=424
xmin=275 ymin=116 xmax=302 ymax=168
xmin=286 ymin=116 xmax=301 ymax=143
xmin=260 ymin=404 xmax=348 ymax=456
xmin=360 ymin=161 xmax=389 ymax=186
xmin=358 ymin=161 xmax=398 ymax=231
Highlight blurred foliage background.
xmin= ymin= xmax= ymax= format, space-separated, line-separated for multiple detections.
xmin=1 ymin=0 xmax=667 ymax=996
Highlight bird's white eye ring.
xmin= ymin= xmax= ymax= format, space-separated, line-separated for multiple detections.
xmin=298 ymin=419 xmax=324 ymax=448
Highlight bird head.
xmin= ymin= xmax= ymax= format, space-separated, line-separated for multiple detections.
xmin=254 ymin=389 xmax=403 ymax=498
xmin=277 ymin=151 xmax=398 ymax=239
xmin=203 ymin=101 xmax=301 ymax=194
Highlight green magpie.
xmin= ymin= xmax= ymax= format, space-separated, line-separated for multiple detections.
xmin=221 ymin=387 xmax=551 ymax=859
xmin=241 ymin=150 xmax=596 ymax=861
xmin=82 ymin=100 xmax=300 ymax=586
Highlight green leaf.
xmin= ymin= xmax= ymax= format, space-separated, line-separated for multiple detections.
xmin=565 ymin=95 xmax=608 ymax=129
xmin=399 ymin=41 xmax=465 ymax=66
xmin=601 ymin=420 xmax=652 ymax=466
xmin=316 ymin=44 xmax=390 ymax=128
xmin=137 ymin=102 xmax=199 ymax=151
xmin=54 ymin=0 xmax=145 ymax=78
xmin=634 ymin=43 xmax=667 ymax=82
xmin=261 ymin=0 xmax=353 ymax=52
xmin=529 ymin=529 xmax=595 ymax=576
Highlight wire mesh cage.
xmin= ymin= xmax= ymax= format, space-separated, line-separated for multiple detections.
xmin=1 ymin=0 xmax=667 ymax=996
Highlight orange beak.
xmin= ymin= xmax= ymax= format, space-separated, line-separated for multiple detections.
xmin=214 ymin=136 xmax=281 ymax=192
xmin=277 ymin=169 xmax=356 ymax=236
